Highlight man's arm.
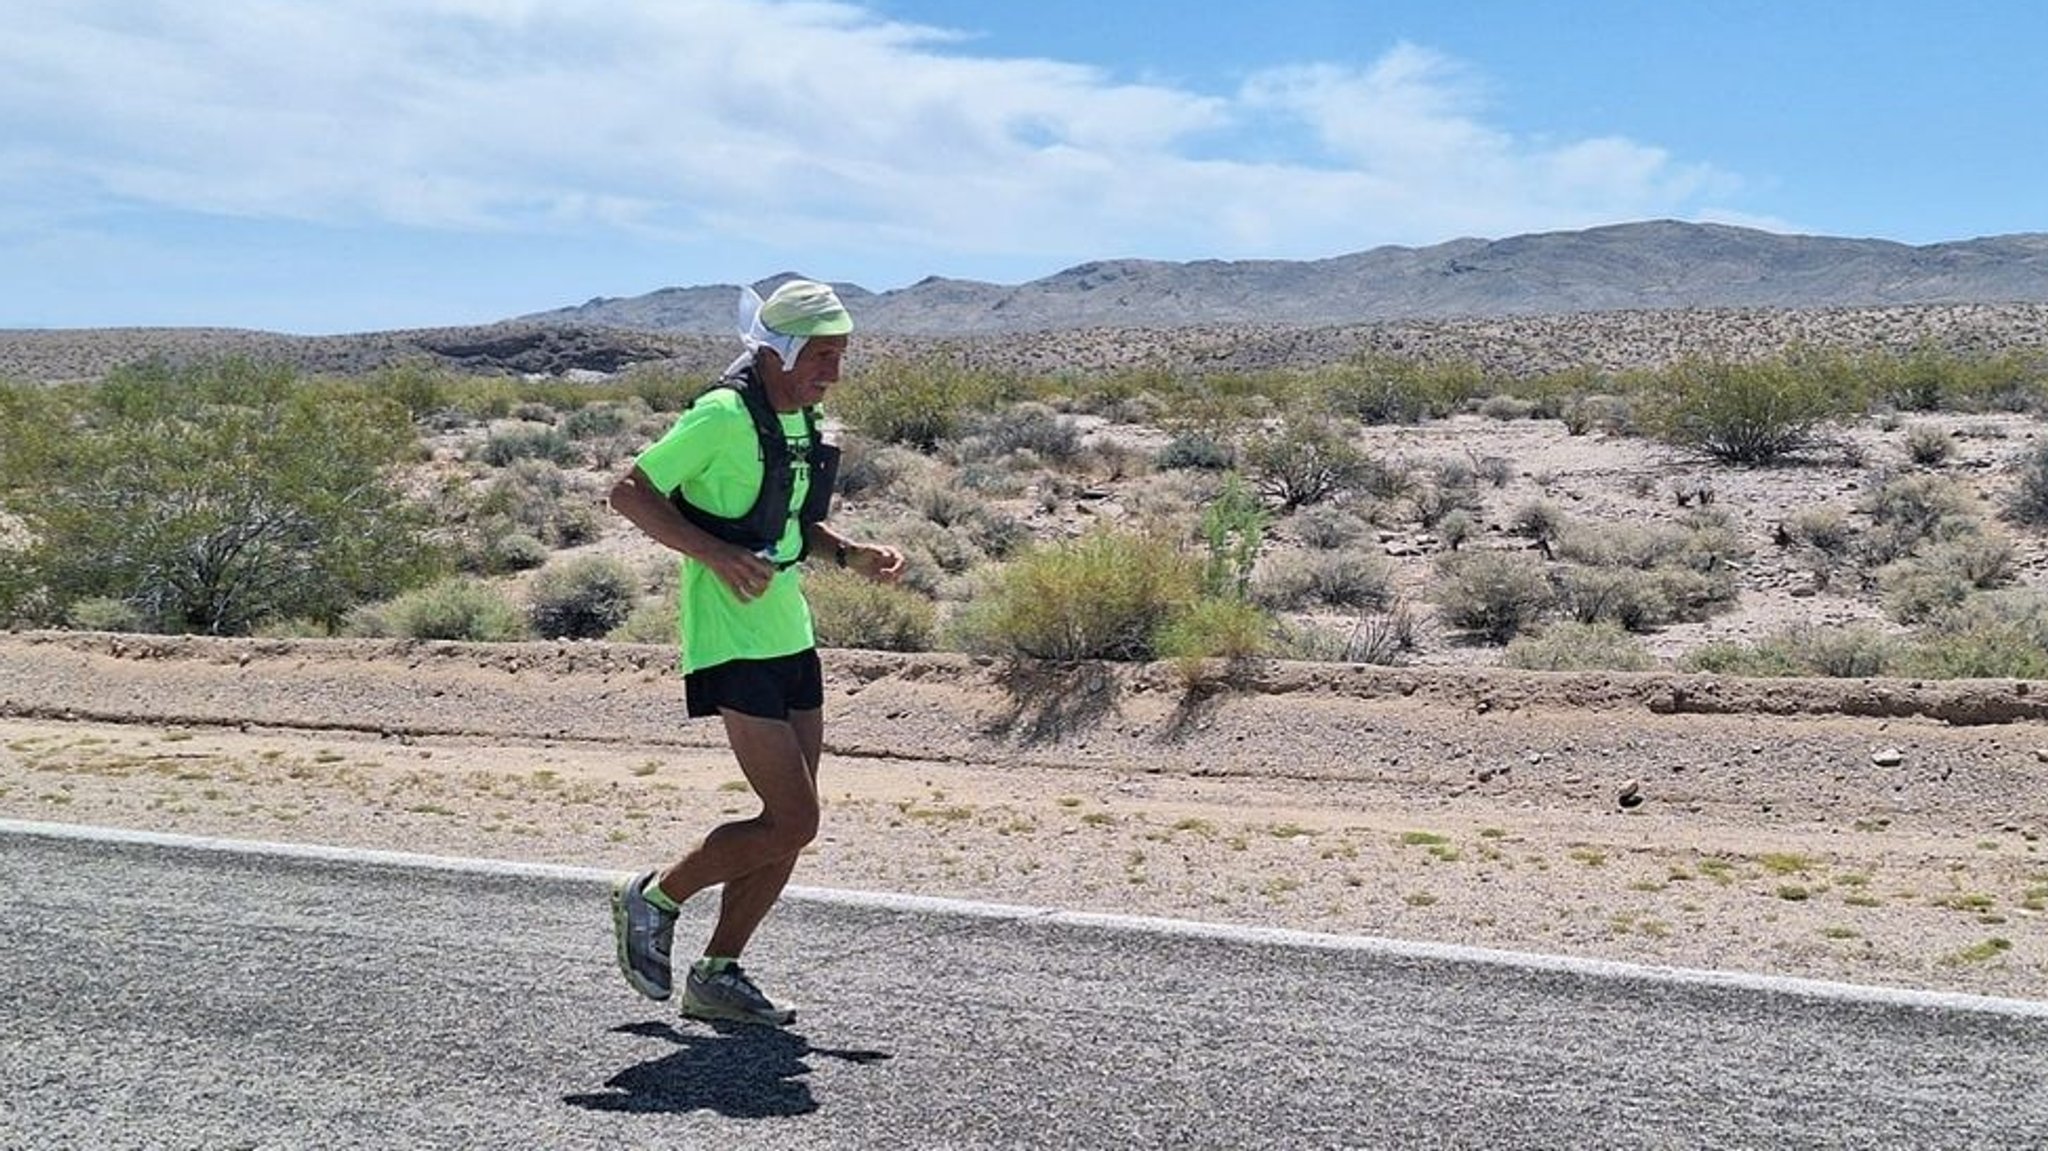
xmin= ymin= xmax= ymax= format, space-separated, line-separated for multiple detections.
xmin=802 ymin=520 xmax=906 ymax=584
xmin=610 ymin=466 xmax=779 ymax=602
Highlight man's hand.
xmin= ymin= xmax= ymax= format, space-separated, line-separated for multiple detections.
xmin=844 ymin=542 xmax=907 ymax=584
xmin=705 ymin=544 xmax=779 ymax=601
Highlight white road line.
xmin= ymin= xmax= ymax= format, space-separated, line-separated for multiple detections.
xmin=6 ymin=816 xmax=2045 ymax=1019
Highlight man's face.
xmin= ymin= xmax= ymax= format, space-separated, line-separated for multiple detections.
xmin=763 ymin=334 xmax=846 ymax=411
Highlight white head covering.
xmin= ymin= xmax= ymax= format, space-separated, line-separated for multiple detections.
xmin=728 ymin=279 xmax=852 ymax=377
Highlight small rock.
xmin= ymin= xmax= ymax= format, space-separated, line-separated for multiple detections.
xmin=1871 ymin=748 xmax=1906 ymax=767
xmin=1618 ymin=780 xmax=1644 ymax=809
xmin=2034 ymin=748 xmax=2048 ymax=763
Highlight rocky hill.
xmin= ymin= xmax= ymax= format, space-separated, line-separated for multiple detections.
xmin=8 ymin=221 xmax=2048 ymax=385
xmin=526 ymin=220 xmax=2048 ymax=335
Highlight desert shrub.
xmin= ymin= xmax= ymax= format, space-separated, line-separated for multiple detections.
xmin=1478 ymin=394 xmax=1537 ymax=421
xmin=0 ymin=361 xmax=440 ymax=634
xmin=1683 ymin=624 xmax=1899 ymax=678
xmin=1471 ymin=454 xmax=1515 ymax=488
xmin=1251 ymin=549 xmax=1393 ymax=611
xmin=477 ymin=425 xmax=578 ymax=467
xmin=909 ymin=477 xmax=986 ymax=529
xmin=892 ymin=519 xmax=983 ymax=590
xmin=961 ymin=402 xmax=1082 ymax=463
xmin=834 ymin=436 xmax=918 ymax=500
xmin=1860 ymin=473 xmax=1982 ymax=564
xmin=1559 ymin=393 xmax=1634 ymax=436
xmin=562 ymin=402 xmax=636 ymax=441
xmin=527 ymin=555 xmax=638 ymax=640
xmin=487 ymin=533 xmax=552 ymax=573
xmin=1243 ymin=414 xmax=1372 ymax=510
xmin=2004 ymin=441 xmax=2048 ymax=527
xmin=66 ymin=596 xmax=145 ymax=632
xmin=835 ymin=357 xmax=1011 ymax=450
xmin=1156 ymin=433 xmax=1235 ymax=472
xmin=1879 ymin=535 xmax=2016 ymax=623
xmin=468 ymin=459 xmax=602 ymax=559
xmin=805 ymin=566 xmax=937 ymax=652
xmin=607 ymin=594 xmax=678 ymax=645
xmin=1502 ymin=622 xmax=1654 ymax=671
xmin=1645 ymin=358 xmax=1848 ymax=464
xmin=365 ymin=577 xmax=527 ymax=642
xmin=1509 ymin=499 xmax=1569 ymax=556
xmin=1316 ymin=356 xmax=1485 ymax=425
xmin=1781 ymin=506 xmax=1855 ymax=557
xmin=1434 ymin=550 xmax=1554 ymax=643
xmin=1553 ymin=566 xmax=1672 ymax=632
xmin=1292 ymin=505 xmax=1367 ymax=550
xmin=367 ymin=363 xmax=455 ymax=420
xmin=965 ymin=509 xmax=1031 ymax=559
xmin=1153 ymin=596 xmax=1272 ymax=667
xmin=949 ymin=527 xmax=1201 ymax=661
xmin=1436 ymin=508 xmax=1474 ymax=551
xmin=1197 ymin=473 xmax=1269 ymax=599
xmin=1272 ymin=606 xmax=1417 ymax=666
xmin=1904 ymin=423 xmax=1955 ymax=465
xmin=1648 ymin=565 xmax=1741 ymax=622
xmin=1901 ymin=590 xmax=2048 ymax=678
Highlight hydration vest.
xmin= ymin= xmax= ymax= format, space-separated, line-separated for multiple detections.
xmin=668 ymin=367 xmax=840 ymax=561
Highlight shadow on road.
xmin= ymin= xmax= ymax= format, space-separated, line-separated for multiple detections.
xmin=562 ymin=1020 xmax=892 ymax=1118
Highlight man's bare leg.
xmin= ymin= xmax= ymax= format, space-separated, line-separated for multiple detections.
xmin=652 ymin=707 xmax=823 ymax=958
xmin=705 ymin=707 xmax=823 ymax=958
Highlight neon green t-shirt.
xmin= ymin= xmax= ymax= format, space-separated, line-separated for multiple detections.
xmin=634 ymin=387 xmax=815 ymax=674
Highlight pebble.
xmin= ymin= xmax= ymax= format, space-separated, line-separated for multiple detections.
xmin=1871 ymin=748 xmax=1906 ymax=767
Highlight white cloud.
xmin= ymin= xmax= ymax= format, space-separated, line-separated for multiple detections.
xmin=1 ymin=0 xmax=1738 ymax=271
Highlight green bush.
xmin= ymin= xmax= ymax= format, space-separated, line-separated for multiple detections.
xmin=1502 ymin=622 xmax=1654 ymax=671
xmin=1645 ymin=358 xmax=1848 ymax=464
xmin=66 ymin=596 xmax=145 ymax=633
xmin=1153 ymin=595 xmax=1272 ymax=666
xmin=951 ymin=527 xmax=1202 ymax=661
xmin=1243 ymin=414 xmax=1372 ymax=510
xmin=1553 ymin=566 xmax=1672 ymax=632
xmin=1860 ymin=473 xmax=1982 ymax=565
xmin=1315 ymin=357 xmax=1482 ymax=425
xmin=0 ymin=361 xmax=440 ymax=634
xmin=1156 ymin=433 xmax=1235 ymax=472
xmin=477 ymin=426 xmax=578 ymax=467
xmin=1434 ymin=550 xmax=1554 ymax=643
xmin=1682 ymin=624 xmax=1900 ymax=678
xmin=805 ymin=566 xmax=937 ymax=652
xmin=1198 ymin=473 xmax=1268 ymax=598
xmin=835 ymin=357 xmax=1010 ymax=450
xmin=1291 ymin=505 xmax=1367 ymax=550
xmin=1251 ymin=549 xmax=1393 ymax=611
xmin=528 ymin=556 xmax=638 ymax=639
xmin=1902 ymin=590 xmax=2048 ymax=678
xmin=2004 ymin=441 xmax=2048 ymax=527
xmin=1904 ymin=423 xmax=1955 ymax=465
xmin=607 ymin=594 xmax=679 ymax=645
xmin=369 ymin=577 xmax=527 ymax=642
xmin=962 ymin=402 xmax=1082 ymax=462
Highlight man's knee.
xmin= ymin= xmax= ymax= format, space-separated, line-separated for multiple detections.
xmin=762 ymin=801 xmax=819 ymax=852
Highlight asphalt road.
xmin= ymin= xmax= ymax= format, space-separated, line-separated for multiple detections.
xmin=4 ymin=822 xmax=2045 ymax=1150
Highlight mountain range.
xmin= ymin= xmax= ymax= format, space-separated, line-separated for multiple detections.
xmin=522 ymin=220 xmax=2048 ymax=335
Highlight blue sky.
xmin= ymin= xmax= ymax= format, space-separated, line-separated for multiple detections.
xmin=3 ymin=0 xmax=2042 ymax=334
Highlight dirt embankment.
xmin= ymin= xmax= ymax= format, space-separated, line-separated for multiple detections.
xmin=3 ymin=630 xmax=2046 ymax=1002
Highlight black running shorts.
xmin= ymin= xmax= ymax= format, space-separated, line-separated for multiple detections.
xmin=684 ymin=649 xmax=824 ymax=720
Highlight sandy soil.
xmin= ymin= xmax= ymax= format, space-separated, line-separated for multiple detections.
xmin=3 ymin=630 xmax=2044 ymax=1002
